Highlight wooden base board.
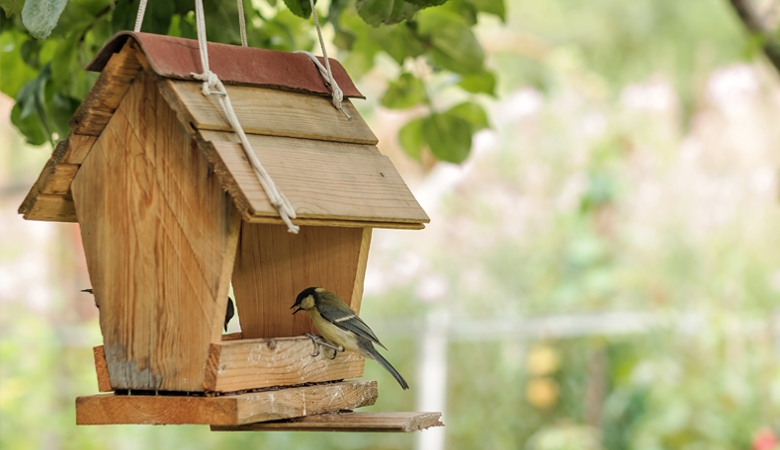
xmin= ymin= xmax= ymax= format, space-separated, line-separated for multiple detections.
xmin=76 ymin=381 xmax=377 ymax=425
xmin=93 ymin=335 xmax=366 ymax=394
xmin=211 ymin=411 xmax=444 ymax=432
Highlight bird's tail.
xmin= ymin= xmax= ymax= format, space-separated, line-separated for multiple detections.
xmin=361 ymin=341 xmax=409 ymax=390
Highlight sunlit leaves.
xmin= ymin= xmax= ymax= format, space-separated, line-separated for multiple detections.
xmin=399 ymin=117 xmax=425 ymax=160
xmin=283 ymin=0 xmax=312 ymax=20
xmin=416 ymin=8 xmax=484 ymax=74
xmin=21 ymin=0 xmax=68 ymax=39
xmin=0 ymin=28 xmax=39 ymax=98
xmin=447 ymin=101 xmax=488 ymax=131
xmin=381 ymin=73 xmax=427 ymax=109
xmin=422 ymin=111 xmax=472 ymax=163
xmin=0 ymin=0 xmax=25 ymax=17
xmin=356 ymin=0 xmax=419 ymax=26
xmin=11 ymin=64 xmax=78 ymax=145
xmin=458 ymin=69 xmax=496 ymax=96
xmin=467 ymin=0 xmax=504 ymax=21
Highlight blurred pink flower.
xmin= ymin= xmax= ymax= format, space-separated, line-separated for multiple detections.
xmin=753 ymin=428 xmax=778 ymax=450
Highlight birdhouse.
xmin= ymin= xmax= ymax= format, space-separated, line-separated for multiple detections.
xmin=19 ymin=32 xmax=442 ymax=432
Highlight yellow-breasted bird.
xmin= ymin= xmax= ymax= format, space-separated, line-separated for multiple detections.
xmin=291 ymin=287 xmax=409 ymax=390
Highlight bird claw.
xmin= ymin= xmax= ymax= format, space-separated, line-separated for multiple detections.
xmin=304 ymin=333 xmax=341 ymax=358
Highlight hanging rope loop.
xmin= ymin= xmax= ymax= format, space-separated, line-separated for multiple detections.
xmin=191 ymin=0 xmax=299 ymax=233
xmin=296 ymin=0 xmax=351 ymax=120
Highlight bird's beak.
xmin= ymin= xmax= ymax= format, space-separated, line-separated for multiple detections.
xmin=292 ymin=307 xmax=302 ymax=315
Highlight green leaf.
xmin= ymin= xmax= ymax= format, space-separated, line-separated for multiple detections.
xmin=467 ymin=0 xmax=504 ymax=21
xmin=381 ymin=73 xmax=427 ymax=109
xmin=458 ymin=69 xmax=496 ymax=95
xmin=11 ymin=101 xmax=47 ymax=145
xmin=0 ymin=29 xmax=39 ymax=98
xmin=446 ymin=101 xmax=489 ymax=132
xmin=422 ymin=112 xmax=472 ymax=163
xmin=398 ymin=117 xmax=425 ymax=160
xmin=12 ymin=66 xmax=51 ymax=144
xmin=1 ymin=0 xmax=25 ymax=17
xmin=369 ymin=22 xmax=424 ymax=64
xmin=416 ymin=9 xmax=484 ymax=74
xmin=21 ymin=0 xmax=68 ymax=40
xmin=404 ymin=0 xmax=447 ymax=8
xmin=283 ymin=0 xmax=311 ymax=20
xmin=356 ymin=0 xmax=419 ymax=27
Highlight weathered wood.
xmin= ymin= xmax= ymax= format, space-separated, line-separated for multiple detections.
xmin=76 ymin=381 xmax=378 ymax=425
xmin=204 ymin=336 xmax=364 ymax=393
xmin=165 ymin=81 xmax=377 ymax=145
xmin=61 ymin=134 xmax=97 ymax=164
xmin=40 ymin=164 xmax=78 ymax=195
xmin=93 ymin=346 xmax=112 ymax=393
xmin=232 ymin=224 xmax=367 ymax=340
xmin=71 ymin=69 xmax=240 ymax=392
xmin=70 ymin=40 xmax=142 ymax=136
xmin=212 ymin=411 xmax=445 ymax=432
xmin=19 ymin=134 xmax=97 ymax=221
xmin=350 ymin=228 xmax=372 ymax=315
xmin=24 ymin=194 xmax=77 ymax=222
xmin=200 ymin=130 xmax=429 ymax=227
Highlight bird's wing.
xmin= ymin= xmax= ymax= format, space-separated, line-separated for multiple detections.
xmin=317 ymin=300 xmax=387 ymax=350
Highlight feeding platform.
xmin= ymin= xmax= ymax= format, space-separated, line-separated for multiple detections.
xmin=19 ymin=31 xmax=441 ymax=431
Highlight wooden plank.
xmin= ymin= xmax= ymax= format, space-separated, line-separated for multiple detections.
xmin=200 ymin=130 xmax=429 ymax=227
xmin=41 ymin=164 xmax=78 ymax=195
xmin=93 ymin=346 xmax=112 ymax=393
xmin=61 ymin=134 xmax=97 ymax=164
xmin=24 ymin=194 xmax=77 ymax=222
xmin=204 ymin=336 xmax=364 ymax=393
xmin=76 ymin=381 xmax=378 ymax=425
xmin=166 ymin=81 xmax=377 ymax=145
xmin=212 ymin=411 xmax=445 ymax=432
xmin=232 ymin=224 xmax=366 ymax=340
xmin=350 ymin=228 xmax=372 ymax=315
xmin=19 ymin=134 xmax=97 ymax=221
xmin=244 ymin=216 xmax=424 ymax=230
xmin=71 ymin=69 xmax=240 ymax=392
xmin=70 ymin=40 xmax=142 ymax=136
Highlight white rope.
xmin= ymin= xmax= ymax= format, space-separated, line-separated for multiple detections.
xmin=294 ymin=0 xmax=351 ymax=120
xmin=192 ymin=0 xmax=299 ymax=233
xmin=134 ymin=0 xmax=148 ymax=32
xmin=237 ymin=0 xmax=248 ymax=46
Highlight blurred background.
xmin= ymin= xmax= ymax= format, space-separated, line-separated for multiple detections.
xmin=2 ymin=0 xmax=780 ymax=449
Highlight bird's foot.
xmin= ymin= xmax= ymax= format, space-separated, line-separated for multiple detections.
xmin=304 ymin=333 xmax=342 ymax=358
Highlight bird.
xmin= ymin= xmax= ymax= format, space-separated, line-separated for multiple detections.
xmin=82 ymin=289 xmax=236 ymax=332
xmin=291 ymin=287 xmax=409 ymax=390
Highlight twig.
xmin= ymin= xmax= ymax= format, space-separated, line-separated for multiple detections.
xmin=727 ymin=0 xmax=780 ymax=73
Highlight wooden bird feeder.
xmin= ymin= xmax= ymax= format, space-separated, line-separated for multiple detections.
xmin=19 ymin=32 xmax=442 ymax=432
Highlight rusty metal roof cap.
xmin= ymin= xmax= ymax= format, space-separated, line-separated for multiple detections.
xmin=87 ymin=32 xmax=364 ymax=99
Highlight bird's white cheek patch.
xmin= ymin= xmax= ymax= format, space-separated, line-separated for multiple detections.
xmin=301 ymin=296 xmax=315 ymax=310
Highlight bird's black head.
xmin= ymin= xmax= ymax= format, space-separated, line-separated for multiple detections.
xmin=291 ymin=287 xmax=320 ymax=314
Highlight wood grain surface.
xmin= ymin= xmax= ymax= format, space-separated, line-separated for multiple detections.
xmin=167 ymin=81 xmax=377 ymax=144
xmin=76 ymin=380 xmax=378 ymax=425
xmin=212 ymin=411 xmax=445 ymax=432
xmin=72 ymin=69 xmax=239 ymax=391
xmin=232 ymin=224 xmax=370 ymax=340
xmin=204 ymin=336 xmax=364 ymax=392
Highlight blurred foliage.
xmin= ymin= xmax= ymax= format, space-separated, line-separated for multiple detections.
xmin=0 ymin=0 xmax=499 ymax=164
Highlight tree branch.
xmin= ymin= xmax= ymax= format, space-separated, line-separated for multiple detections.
xmin=728 ymin=0 xmax=780 ymax=73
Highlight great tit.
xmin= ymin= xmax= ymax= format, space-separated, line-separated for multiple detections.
xmin=291 ymin=287 xmax=409 ymax=390
xmin=82 ymin=289 xmax=236 ymax=332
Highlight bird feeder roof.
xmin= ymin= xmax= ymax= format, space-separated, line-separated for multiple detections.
xmin=19 ymin=32 xmax=429 ymax=229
